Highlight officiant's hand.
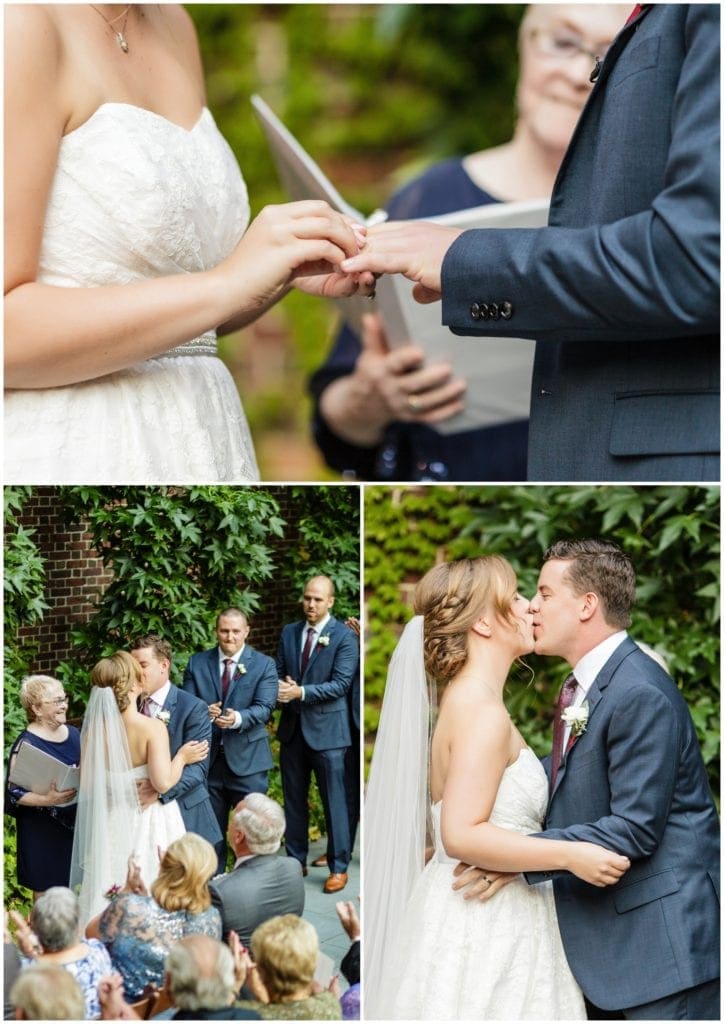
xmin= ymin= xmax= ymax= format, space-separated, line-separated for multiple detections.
xmin=319 ymin=313 xmax=466 ymax=446
xmin=451 ymin=862 xmax=519 ymax=902
xmin=42 ymin=779 xmax=77 ymax=806
xmin=208 ymin=701 xmax=222 ymax=721
xmin=214 ymin=709 xmax=237 ymax=729
xmin=340 ymin=222 xmax=464 ymax=303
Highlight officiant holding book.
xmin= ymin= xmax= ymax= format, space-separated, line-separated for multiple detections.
xmin=310 ymin=4 xmax=627 ymax=481
xmin=5 ymin=675 xmax=80 ymax=898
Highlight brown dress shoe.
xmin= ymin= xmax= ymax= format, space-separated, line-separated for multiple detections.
xmin=302 ymin=866 xmax=308 ymax=877
xmin=311 ymin=854 xmax=328 ymax=867
xmin=323 ymin=872 xmax=348 ymax=894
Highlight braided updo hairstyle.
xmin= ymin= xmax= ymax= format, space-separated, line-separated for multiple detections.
xmin=90 ymin=650 xmax=142 ymax=712
xmin=414 ymin=556 xmax=519 ymax=685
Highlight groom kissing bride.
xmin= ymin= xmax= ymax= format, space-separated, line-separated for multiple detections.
xmin=366 ymin=539 xmax=719 ymax=1020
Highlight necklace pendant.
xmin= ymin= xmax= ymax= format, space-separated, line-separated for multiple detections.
xmin=116 ymin=31 xmax=129 ymax=53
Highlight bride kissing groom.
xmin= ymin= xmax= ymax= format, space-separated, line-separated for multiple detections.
xmin=366 ymin=538 xmax=719 ymax=1020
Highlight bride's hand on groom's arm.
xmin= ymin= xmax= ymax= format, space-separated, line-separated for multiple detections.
xmin=564 ymin=842 xmax=630 ymax=887
xmin=180 ymin=739 xmax=209 ymax=764
xmin=451 ymin=863 xmax=519 ymax=902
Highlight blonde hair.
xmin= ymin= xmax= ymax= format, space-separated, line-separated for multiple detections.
xmin=90 ymin=650 xmax=142 ymax=712
xmin=414 ymin=556 xmax=518 ymax=685
xmin=19 ymin=675 xmax=63 ymax=722
xmin=250 ymin=914 xmax=318 ymax=999
xmin=151 ymin=833 xmax=217 ymax=914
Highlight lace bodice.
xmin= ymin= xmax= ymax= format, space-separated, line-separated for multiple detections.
xmin=5 ymin=102 xmax=259 ymax=482
xmin=40 ymin=103 xmax=248 ymax=357
xmin=432 ymin=747 xmax=547 ymax=863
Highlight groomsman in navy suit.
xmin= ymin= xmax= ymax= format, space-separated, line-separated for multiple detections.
xmin=183 ymin=609 xmax=278 ymax=865
xmin=130 ymin=634 xmax=221 ymax=850
xmin=276 ymin=575 xmax=359 ymax=893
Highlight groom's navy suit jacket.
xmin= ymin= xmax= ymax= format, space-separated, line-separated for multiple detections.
xmin=441 ymin=4 xmax=720 ymax=481
xmin=275 ymin=616 xmax=357 ymax=751
xmin=183 ymin=645 xmax=277 ymax=776
xmin=157 ymin=684 xmax=222 ymax=846
xmin=529 ymin=636 xmax=720 ymax=1010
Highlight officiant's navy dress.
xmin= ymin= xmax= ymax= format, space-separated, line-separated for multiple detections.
xmin=6 ymin=728 xmax=80 ymax=890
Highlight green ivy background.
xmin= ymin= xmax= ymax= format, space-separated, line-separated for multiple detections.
xmin=4 ymin=484 xmax=360 ymax=911
xmin=364 ymin=485 xmax=720 ymax=802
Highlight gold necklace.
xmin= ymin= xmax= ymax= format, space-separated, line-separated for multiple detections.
xmin=90 ymin=4 xmax=133 ymax=53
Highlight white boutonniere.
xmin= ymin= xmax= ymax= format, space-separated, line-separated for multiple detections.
xmin=317 ymin=634 xmax=330 ymax=647
xmin=156 ymin=709 xmax=171 ymax=727
xmin=561 ymin=701 xmax=589 ymax=738
xmin=237 ymin=663 xmax=247 ymax=675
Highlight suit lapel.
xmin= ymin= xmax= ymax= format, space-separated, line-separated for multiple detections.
xmin=206 ymin=648 xmax=222 ymax=701
xmin=551 ymin=637 xmax=638 ymax=798
xmin=225 ymin=647 xmax=252 ymax=701
xmin=302 ymin=616 xmax=339 ymax=678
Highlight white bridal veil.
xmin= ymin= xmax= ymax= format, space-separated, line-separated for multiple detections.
xmin=364 ymin=615 xmax=434 ymax=1019
xmin=69 ymin=686 xmax=141 ymax=925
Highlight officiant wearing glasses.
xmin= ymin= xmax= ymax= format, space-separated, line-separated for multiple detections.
xmin=5 ymin=676 xmax=80 ymax=898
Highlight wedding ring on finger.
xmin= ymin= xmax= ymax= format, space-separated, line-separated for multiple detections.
xmin=482 ymin=875 xmax=491 ymax=886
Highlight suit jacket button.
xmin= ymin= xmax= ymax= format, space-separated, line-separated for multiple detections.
xmin=499 ymin=300 xmax=513 ymax=320
xmin=488 ymin=302 xmax=500 ymax=320
xmin=470 ymin=302 xmax=481 ymax=320
xmin=480 ymin=303 xmax=490 ymax=320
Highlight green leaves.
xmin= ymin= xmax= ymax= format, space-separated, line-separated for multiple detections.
xmin=364 ymin=485 xmax=720 ymax=800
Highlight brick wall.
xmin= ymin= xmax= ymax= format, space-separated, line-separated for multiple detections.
xmin=12 ymin=486 xmax=357 ymax=673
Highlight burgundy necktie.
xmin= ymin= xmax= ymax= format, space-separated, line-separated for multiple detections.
xmin=221 ymin=658 xmax=234 ymax=700
xmin=142 ymin=697 xmax=154 ymax=718
xmin=300 ymin=627 xmax=316 ymax=676
xmin=550 ymin=674 xmax=579 ymax=795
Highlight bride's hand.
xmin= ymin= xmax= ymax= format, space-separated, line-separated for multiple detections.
xmin=180 ymin=739 xmax=209 ymax=765
xmin=566 ymin=842 xmax=630 ymax=887
xmin=217 ymin=200 xmax=368 ymax=312
xmin=451 ymin=863 xmax=519 ymax=902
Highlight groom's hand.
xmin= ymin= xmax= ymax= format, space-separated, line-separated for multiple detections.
xmin=451 ymin=862 xmax=519 ymax=902
xmin=135 ymin=778 xmax=159 ymax=809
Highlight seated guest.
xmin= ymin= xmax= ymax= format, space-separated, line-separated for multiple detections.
xmin=165 ymin=934 xmax=261 ymax=1020
xmin=9 ymin=962 xmax=86 ymax=1020
xmin=335 ymin=902 xmax=360 ymax=1021
xmin=9 ymin=887 xmax=112 ymax=1019
xmin=209 ymin=795 xmax=304 ymax=947
xmin=5 ymin=675 xmax=80 ymax=898
xmin=239 ymin=915 xmax=341 ymax=1020
xmin=95 ymin=833 xmax=221 ymax=1001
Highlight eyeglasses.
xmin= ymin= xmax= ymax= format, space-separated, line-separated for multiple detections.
xmin=42 ymin=696 xmax=69 ymax=706
xmin=527 ymin=27 xmax=609 ymax=80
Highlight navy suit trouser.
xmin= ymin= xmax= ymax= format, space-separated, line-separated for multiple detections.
xmin=208 ymin=747 xmax=268 ymax=868
xmin=280 ymin=722 xmax=350 ymax=873
xmin=344 ymin=724 xmax=360 ymax=853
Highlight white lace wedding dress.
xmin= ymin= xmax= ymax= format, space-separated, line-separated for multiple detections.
xmin=380 ymin=748 xmax=585 ymax=1020
xmin=5 ymin=103 xmax=259 ymax=482
xmin=75 ymin=763 xmax=186 ymax=926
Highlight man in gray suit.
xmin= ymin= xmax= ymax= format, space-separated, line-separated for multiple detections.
xmin=208 ymin=793 xmax=304 ymax=948
xmin=341 ymin=5 xmax=720 ymax=481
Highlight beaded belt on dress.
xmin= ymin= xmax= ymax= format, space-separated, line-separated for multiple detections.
xmin=163 ymin=331 xmax=218 ymax=358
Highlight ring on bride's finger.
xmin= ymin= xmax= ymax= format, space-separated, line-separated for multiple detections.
xmin=482 ymin=875 xmax=491 ymax=885
xmin=407 ymin=394 xmax=422 ymax=412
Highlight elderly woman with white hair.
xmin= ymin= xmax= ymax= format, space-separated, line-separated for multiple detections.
xmin=5 ymin=675 xmax=80 ymax=897
xmin=9 ymin=886 xmax=112 ymax=1019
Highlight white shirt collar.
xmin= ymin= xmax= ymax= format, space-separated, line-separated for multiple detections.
xmin=147 ymin=680 xmax=172 ymax=707
xmin=219 ymin=645 xmax=245 ymax=666
xmin=573 ymin=631 xmax=628 ymax=695
xmin=233 ymin=853 xmax=256 ymax=868
xmin=305 ymin=613 xmax=331 ymax=638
